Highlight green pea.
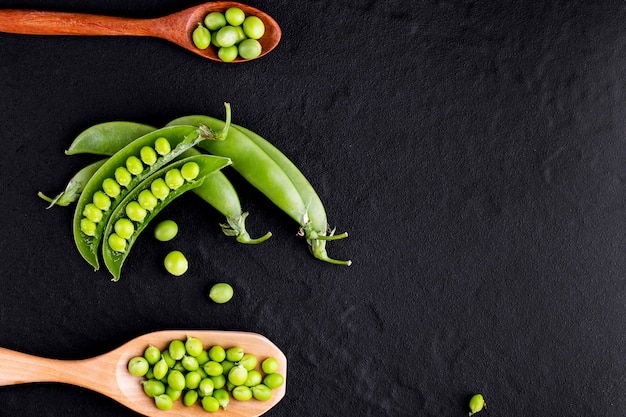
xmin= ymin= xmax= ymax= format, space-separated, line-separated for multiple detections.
xmin=208 ymin=345 xmax=226 ymax=362
xmin=137 ymin=189 xmax=158 ymax=211
xmin=164 ymin=168 xmax=185 ymax=190
xmin=167 ymin=369 xmax=186 ymax=391
xmin=203 ymin=361 xmax=223 ymax=377
xmin=240 ymin=353 xmax=258 ymax=371
xmin=161 ymin=350 xmax=176 ymax=367
xmin=182 ymin=355 xmax=199 ymax=371
xmin=154 ymin=137 xmax=171 ymax=156
xmin=125 ymin=201 xmax=147 ymax=222
xmin=261 ymin=357 xmax=279 ymax=374
xmin=218 ymin=45 xmax=239 ymax=62
xmin=213 ymin=388 xmax=230 ymax=410
xmin=154 ymin=394 xmax=173 ymax=410
xmin=231 ymin=385 xmax=252 ymax=401
xmin=225 ymin=7 xmax=245 ymax=26
xmin=233 ymin=25 xmax=246 ymax=43
xmin=226 ymin=346 xmax=244 ymax=362
xmin=192 ymin=23 xmax=211 ymax=50
xmin=469 ymin=394 xmax=485 ymax=416
xmin=82 ymin=203 xmax=103 ymax=223
xmin=228 ymin=364 xmax=248 ymax=386
xmin=80 ymin=218 xmax=97 ymax=236
xmin=139 ymin=146 xmax=158 ymax=166
xmin=211 ymin=374 xmax=226 ymax=389
xmin=181 ymin=161 xmax=200 ymax=181
xmin=201 ymin=396 xmax=220 ymax=412
xmin=238 ymin=38 xmax=262 ymax=60
xmin=107 ymin=233 xmax=127 ymax=253
xmin=114 ymin=166 xmax=132 ymax=187
xmin=195 ymin=350 xmax=210 ymax=365
xmin=185 ymin=336 xmax=204 ymax=357
xmin=92 ymin=190 xmax=111 ymax=211
xmin=154 ymin=219 xmax=178 ymax=242
xmin=183 ymin=389 xmax=199 ymax=407
xmin=185 ymin=370 xmax=202 ymax=390
xmin=251 ymin=384 xmax=272 ymax=401
xmin=263 ymin=372 xmax=284 ymax=389
xmin=152 ymin=358 xmax=169 ymax=380
xmin=215 ymin=26 xmax=239 ymax=48
xmin=143 ymin=345 xmax=161 ymax=365
xmin=220 ymin=360 xmax=235 ymax=375
xmin=164 ymin=250 xmax=188 ymax=276
xmin=168 ymin=339 xmax=186 ymax=360
xmin=243 ymin=15 xmax=265 ymax=39
xmin=127 ymin=356 xmax=149 ymax=377
xmin=165 ymin=386 xmax=182 ymax=402
xmin=198 ymin=378 xmax=214 ymax=397
xmin=126 ymin=155 xmax=144 ymax=175
xmin=114 ymin=218 xmax=135 ymax=240
xmin=209 ymin=282 xmax=233 ymax=304
xmin=244 ymin=369 xmax=263 ymax=387
xmin=150 ymin=178 xmax=170 ymax=200
xmin=142 ymin=379 xmax=165 ymax=398
xmin=204 ymin=12 xmax=226 ymax=30
xmin=102 ymin=178 xmax=121 ymax=198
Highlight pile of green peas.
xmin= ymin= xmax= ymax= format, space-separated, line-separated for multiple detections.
xmin=106 ymin=160 xmax=201 ymax=255
xmin=127 ymin=336 xmax=285 ymax=412
xmin=79 ymin=136 xmax=173 ymax=238
xmin=192 ymin=7 xmax=266 ymax=62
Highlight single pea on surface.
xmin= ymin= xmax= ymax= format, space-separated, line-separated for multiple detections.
xmin=154 ymin=219 xmax=178 ymax=242
xmin=209 ymin=282 xmax=234 ymax=303
xmin=164 ymin=250 xmax=188 ymax=276
xmin=469 ymin=393 xmax=485 ymax=416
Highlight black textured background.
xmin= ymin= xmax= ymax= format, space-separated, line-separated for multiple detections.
xmin=1 ymin=0 xmax=625 ymax=416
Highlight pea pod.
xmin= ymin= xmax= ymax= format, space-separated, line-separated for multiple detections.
xmin=102 ymin=154 xmax=231 ymax=281
xmin=38 ymin=158 xmax=107 ymax=208
xmin=65 ymin=121 xmax=156 ymax=156
xmin=62 ymin=115 xmax=269 ymax=244
xmin=166 ymin=116 xmax=351 ymax=266
xmin=73 ymin=123 xmax=223 ymax=270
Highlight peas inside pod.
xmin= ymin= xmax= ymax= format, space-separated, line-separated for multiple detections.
xmin=191 ymin=7 xmax=265 ymax=62
xmin=127 ymin=336 xmax=285 ymax=412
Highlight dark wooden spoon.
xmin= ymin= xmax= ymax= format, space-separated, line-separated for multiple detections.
xmin=0 ymin=2 xmax=281 ymax=62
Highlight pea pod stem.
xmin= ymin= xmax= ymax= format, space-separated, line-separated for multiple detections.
xmin=38 ymin=159 xmax=107 ymax=208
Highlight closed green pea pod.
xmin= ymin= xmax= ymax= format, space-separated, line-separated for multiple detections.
xmin=72 ymin=124 xmax=212 ymax=270
xmin=101 ymin=154 xmax=231 ymax=280
xmin=166 ymin=116 xmax=350 ymax=265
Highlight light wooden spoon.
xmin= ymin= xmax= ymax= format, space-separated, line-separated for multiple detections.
xmin=0 ymin=2 xmax=281 ymax=62
xmin=0 ymin=330 xmax=287 ymax=416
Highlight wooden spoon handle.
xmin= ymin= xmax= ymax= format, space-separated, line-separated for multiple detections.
xmin=0 ymin=10 xmax=157 ymax=36
xmin=0 ymin=347 xmax=118 ymax=396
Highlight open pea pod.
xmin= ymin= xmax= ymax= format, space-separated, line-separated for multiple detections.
xmin=73 ymin=124 xmax=214 ymax=270
xmin=166 ymin=116 xmax=351 ymax=266
xmin=101 ymin=154 xmax=231 ymax=281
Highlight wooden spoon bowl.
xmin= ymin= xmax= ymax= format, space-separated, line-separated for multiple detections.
xmin=0 ymin=2 xmax=282 ymax=62
xmin=0 ymin=330 xmax=287 ymax=416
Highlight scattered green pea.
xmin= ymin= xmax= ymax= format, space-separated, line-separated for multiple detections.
xmin=192 ymin=23 xmax=211 ymax=50
xmin=213 ymin=388 xmax=230 ymax=409
xmin=231 ymin=385 xmax=252 ymax=401
xmin=244 ymin=369 xmax=263 ymax=387
xmin=218 ymin=45 xmax=238 ymax=62
xmin=201 ymin=396 xmax=220 ymax=412
xmin=140 ymin=146 xmax=158 ymax=166
xmin=183 ymin=389 xmax=198 ymax=406
xmin=108 ymin=233 xmax=127 ymax=253
xmin=263 ymin=372 xmax=284 ymax=389
xmin=185 ymin=336 xmax=204 ymax=357
xmin=142 ymin=379 xmax=165 ymax=397
xmin=152 ymin=358 xmax=169 ymax=380
xmin=165 ymin=386 xmax=182 ymax=402
xmin=154 ymin=394 xmax=173 ymax=410
xmin=125 ymin=201 xmax=147 ymax=222
xmin=164 ymin=168 xmax=185 ymax=190
xmin=168 ymin=339 xmax=186 ymax=360
xmin=251 ymin=383 xmax=272 ymax=401
xmin=226 ymin=346 xmax=244 ymax=362
xmin=198 ymin=377 xmax=215 ymax=397
xmin=209 ymin=282 xmax=234 ymax=304
xmin=203 ymin=360 xmax=223 ymax=377
xmin=114 ymin=218 xmax=135 ymax=240
xmin=185 ymin=370 xmax=202 ymax=390
xmin=261 ymin=357 xmax=279 ymax=374
xmin=208 ymin=345 xmax=226 ymax=362
xmin=228 ymin=364 xmax=248 ymax=386
xmin=164 ymin=250 xmax=188 ymax=276
xmin=181 ymin=355 xmax=199 ymax=371
xmin=153 ymin=219 xmax=179 ymax=242
xmin=211 ymin=374 xmax=226 ymax=389
xmin=102 ymin=177 xmax=121 ymax=198
xmin=469 ymin=394 xmax=485 ymax=416
xmin=240 ymin=353 xmax=258 ymax=371
xmin=238 ymin=38 xmax=262 ymax=60
xmin=167 ymin=369 xmax=186 ymax=391
xmin=114 ymin=166 xmax=132 ymax=187
xmin=215 ymin=25 xmax=239 ymax=48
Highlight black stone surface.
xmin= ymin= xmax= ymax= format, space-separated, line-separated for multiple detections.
xmin=1 ymin=0 xmax=625 ymax=416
